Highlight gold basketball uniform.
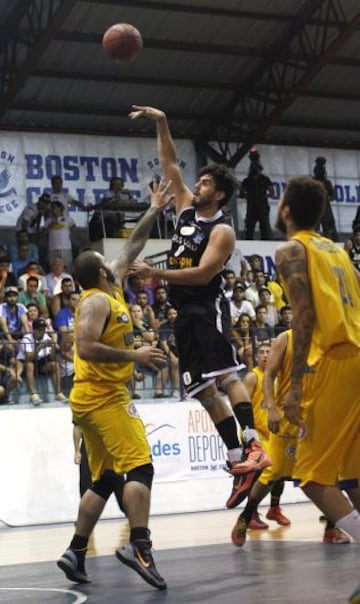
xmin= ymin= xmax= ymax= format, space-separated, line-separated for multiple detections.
xmin=260 ymin=330 xmax=298 ymax=484
xmin=70 ymin=288 xmax=151 ymax=480
xmin=286 ymin=232 xmax=360 ymax=486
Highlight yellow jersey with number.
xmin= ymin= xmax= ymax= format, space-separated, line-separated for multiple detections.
xmin=71 ymin=287 xmax=134 ymax=412
xmin=288 ymin=231 xmax=360 ymax=366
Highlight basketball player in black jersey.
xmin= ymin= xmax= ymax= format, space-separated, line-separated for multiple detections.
xmin=129 ymin=106 xmax=271 ymax=515
xmin=344 ymin=225 xmax=360 ymax=272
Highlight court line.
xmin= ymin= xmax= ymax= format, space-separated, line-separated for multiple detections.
xmin=0 ymin=588 xmax=87 ymax=602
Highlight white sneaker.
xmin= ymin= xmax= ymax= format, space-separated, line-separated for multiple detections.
xmin=30 ymin=393 xmax=42 ymax=406
xmin=56 ymin=392 xmax=68 ymax=402
xmin=171 ymin=390 xmax=180 ymax=399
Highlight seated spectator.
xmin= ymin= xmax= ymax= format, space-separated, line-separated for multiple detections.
xmin=26 ymin=303 xmax=56 ymax=343
xmin=230 ymin=282 xmax=256 ymax=325
xmin=125 ymin=274 xmax=154 ymax=305
xmin=53 ymin=290 xmax=79 ymax=333
xmin=130 ymin=304 xmax=165 ymax=398
xmin=16 ymin=318 xmax=66 ymax=406
xmin=18 ymin=276 xmax=49 ymax=318
xmin=53 ymin=291 xmax=79 ymax=396
xmin=152 ymin=285 xmax=172 ymax=329
xmin=10 ymin=230 xmax=39 ymax=264
xmin=45 ymin=200 xmax=75 ymax=270
xmin=245 ymin=270 xmax=268 ymax=308
xmin=11 ymin=242 xmax=39 ymax=279
xmin=135 ymin=289 xmax=156 ymax=329
xmin=0 ymin=336 xmax=19 ymax=404
xmin=158 ymin=306 xmax=180 ymax=398
xmin=0 ymin=286 xmax=29 ymax=344
xmin=0 ymin=253 xmax=17 ymax=302
xmin=46 ymin=257 xmax=75 ymax=299
xmin=267 ymin=271 xmax=287 ymax=311
xmin=253 ymin=304 xmax=275 ymax=348
xmin=344 ymin=225 xmax=360 ymax=272
xmin=50 ymin=277 xmax=75 ymax=320
xmin=18 ymin=261 xmax=48 ymax=294
xmin=258 ymin=286 xmax=278 ymax=328
xmin=224 ymin=269 xmax=237 ymax=300
xmin=230 ymin=312 xmax=255 ymax=373
xmin=275 ymin=305 xmax=293 ymax=335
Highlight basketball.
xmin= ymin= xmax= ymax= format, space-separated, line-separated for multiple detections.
xmin=102 ymin=23 xmax=143 ymax=63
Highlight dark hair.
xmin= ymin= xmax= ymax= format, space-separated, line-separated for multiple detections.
xmin=353 ymin=225 xmax=360 ymax=234
xmin=26 ymin=303 xmax=38 ymax=310
xmin=255 ymin=304 xmax=267 ymax=313
xmin=72 ymin=251 xmax=103 ymax=290
xmin=280 ymin=304 xmax=291 ymax=315
xmin=198 ymin=164 xmax=238 ymax=207
xmin=26 ymin=275 xmax=39 ymax=286
xmin=0 ymin=253 xmax=10 ymax=264
xmin=33 ymin=318 xmax=46 ymax=329
xmin=61 ymin=277 xmax=73 ymax=285
xmin=26 ymin=261 xmax=38 ymax=270
xmin=51 ymin=200 xmax=64 ymax=211
xmin=282 ymin=176 xmax=326 ymax=229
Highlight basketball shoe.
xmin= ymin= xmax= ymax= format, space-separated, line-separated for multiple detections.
xmin=266 ymin=505 xmax=291 ymax=526
xmin=228 ymin=440 xmax=271 ymax=475
xmin=225 ymin=469 xmax=262 ymax=508
xmin=57 ymin=549 xmax=91 ymax=583
xmin=323 ymin=527 xmax=351 ymax=544
xmin=116 ymin=540 xmax=167 ymax=590
xmin=248 ymin=511 xmax=269 ymax=530
xmin=231 ymin=516 xmax=248 ymax=547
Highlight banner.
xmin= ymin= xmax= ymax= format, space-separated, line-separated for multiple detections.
xmin=0 ymin=131 xmax=197 ymax=227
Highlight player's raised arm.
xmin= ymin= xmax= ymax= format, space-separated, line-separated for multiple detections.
xmin=129 ymin=105 xmax=193 ymax=213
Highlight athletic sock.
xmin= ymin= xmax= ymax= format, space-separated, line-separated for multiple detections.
xmin=69 ymin=535 xmax=88 ymax=573
xmin=325 ymin=518 xmax=335 ymax=530
xmin=336 ymin=510 xmax=360 ymax=541
xmin=215 ymin=416 xmax=241 ymax=450
xmin=270 ymin=480 xmax=285 ymax=507
xmin=241 ymin=497 xmax=259 ymax=524
xmin=232 ymin=402 xmax=255 ymax=431
xmin=130 ymin=527 xmax=151 ymax=543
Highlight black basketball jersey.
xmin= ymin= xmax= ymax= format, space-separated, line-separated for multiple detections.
xmin=349 ymin=239 xmax=360 ymax=271
xmin=167 ymin=207 xmax=229 ymax=307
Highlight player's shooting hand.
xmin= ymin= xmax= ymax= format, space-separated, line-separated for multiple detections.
xmin=129 ymin=105 xmax=165 ymax=121
xmin=134 ymin=345 xmax=167 ymax=372
xmin=267 ymin=406 xmax=281 ymax=434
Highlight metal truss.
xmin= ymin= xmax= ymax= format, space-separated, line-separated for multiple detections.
xmin=0 ymin=0 xmax=74 ymax=119
xmin=197 ymin=0 xmax=360 ymax=167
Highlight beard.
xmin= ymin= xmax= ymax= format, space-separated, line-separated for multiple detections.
xmin=191 ymin=195 xmax=212 ymax=209
xmin=104 ymin=266 xmax=115 ymax=283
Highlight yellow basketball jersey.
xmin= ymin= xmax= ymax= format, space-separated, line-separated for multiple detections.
xmin=289 ymin=231 xmax=360 ymax=365
xmin=71 ymin=287 xmax=134 ymax=411
xmin=251 ymin=366 xmax=269 ymax=439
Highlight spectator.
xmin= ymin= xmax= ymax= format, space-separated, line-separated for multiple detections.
xmin=151 ymin=285 xmax=172 ymax=329
xmin=275 ymin=305 xmax=293 ymax=335
xmin=230 ymin=282 xmax=256 ymax=325
xmin=53 ymin=291 xmax=80 ymax=396
xmin=18 ymin=276 xmax=49 ymax=318
xmin=125 ymin=274 xmax=154 ymax=305
xmin=158 ymin=306 xmax=180 ymax=398
xmin=50 ymin=277 xmax=74 ymax=320
xmin=53 ymin=291 xmax=79 ymax=333
xmin=46 ymin=257 xmax=75 ymax=299
xmin=11 ymin=243 xmax=39 ymax=279
xmin=49 ymin=175 xmax=86 ymax=215
xmin=239 ymin=150 xmax=274 ymax=240
xmin=130 ymin=304 xmax=165 ymax=398
xmin=258 ymin=287 xmax=278 ymax=328
xmin=245 ymin=270 xmax=268 ymax=308
xmin=135 ymin=289 xmax=156 ymax=329
xmin=224 ymin=269 xmax=237 ymax=300
xmin=10 ymin=230 xmax=39 ymax=264
xmin=16 ymin=317 xmax=66 ymax=406
xmin=313 ymin=156 xmax=338 ymax=241
xmin=0 ymin=286 xmax=29 ymax=344
xmin=253 ymin=304 xmax=275 ymax=348
xmin=26 ymin=303 xmax=56 ymax=344
xmin=0 ymin=253 xmax=17 ymax=302
xmin=89 ymin=176 xmax=134 ymax=240
xmin=0 ymin=337 xmax=19 ymax=404
xmin=18 ymin=261 xmax=48 ymax=294
xmin=45 ymin=200 xmax=75 ymax=269
xmin=15 ymin=193 xmax=51 ymax=240
xmin=267 ymin=273 xmax=286 ymax=312
xmin=230 ymin=312 xmax=255 ymax=373
xmin=344 ymin=225 xmax=360 ymax=272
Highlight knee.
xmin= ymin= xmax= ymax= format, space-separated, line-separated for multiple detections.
xmin=126 ymin=463 xmax=154 ymax=490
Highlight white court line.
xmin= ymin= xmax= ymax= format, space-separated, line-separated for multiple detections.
xmin=0 ymin=588 xmax=87 ymax=602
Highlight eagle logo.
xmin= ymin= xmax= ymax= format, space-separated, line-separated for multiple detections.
xmin=0 ymin=168 xmax=11 ymax=191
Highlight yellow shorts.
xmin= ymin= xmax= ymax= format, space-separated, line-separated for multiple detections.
xmin=260 ymin=433 xmax=297 ymax=484
xmin=293 ymin=344 xmax=360 ymax=487
xmin=73 ymin=397 xmax=151 ymax=482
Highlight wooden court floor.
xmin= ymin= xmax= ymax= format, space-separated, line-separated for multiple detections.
xmin=0 ymin=502 xmax=359 ymax=603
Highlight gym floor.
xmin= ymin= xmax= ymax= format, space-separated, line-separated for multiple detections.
xmin=0 ymin=502 xmax=359 ymax=603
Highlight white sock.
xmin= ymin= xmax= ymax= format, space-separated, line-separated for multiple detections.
xmin=336 ymin=510 xmax=360 ymax=541
xmin=227 ymin=447 xmax=243 ymax=462
xmin=242 ymin=427 xmax=259 ymax=443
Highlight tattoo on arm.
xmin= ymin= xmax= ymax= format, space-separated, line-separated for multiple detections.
xmin=276 ymin=243 xmax=315 ymax=383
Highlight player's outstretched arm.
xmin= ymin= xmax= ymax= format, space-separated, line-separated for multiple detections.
xmin=110 ymin=179 xmax=172 ymax=284
xmin=129 ymin=105 xmax=192 ymax=212
xmin=263 ymin=331 xmax=288 ymax=433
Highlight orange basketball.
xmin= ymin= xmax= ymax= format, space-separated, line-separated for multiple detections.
xmin=102 ymin=23 xmax=143 ymax=63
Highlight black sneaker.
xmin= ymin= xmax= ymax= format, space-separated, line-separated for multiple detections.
xmin=116 ymin=540 xmax=167 ymax=590
xmin=57 ymin=549 xmax=91 ymax=584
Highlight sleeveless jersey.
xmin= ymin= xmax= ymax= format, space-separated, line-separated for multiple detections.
xmin=71 ymin=287 xmax=134 ymax=411
xmin=167 ymin=207 xmax=229 ymax=307
xmin=289 ymin=231 xmax=360 ymax=366
xmin=251 ymin=365 xmax=269 ymax=439
xmin=348 ymin=239 xmax=360 ymax=272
